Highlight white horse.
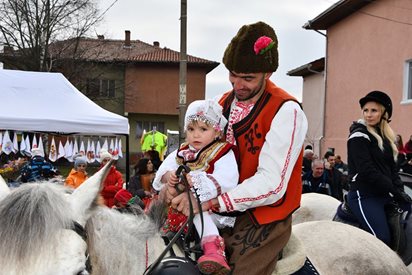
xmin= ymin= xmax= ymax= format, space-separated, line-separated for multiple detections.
xmin=0 ymin=162 xmax=112 ymax=275
xmin=292 ymin=193 xmax=340 ymax=225
xmin=294 ymin=192 xmax=412 ymax=272
xmin=84 ymin=198 xmax=410 ymax=275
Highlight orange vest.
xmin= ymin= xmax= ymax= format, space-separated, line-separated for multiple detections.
xmin=219 ymin=80 xmax=303 ymax=225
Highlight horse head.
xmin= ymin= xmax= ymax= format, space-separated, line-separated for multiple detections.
xmin=0 ymin=160 xmax=113 ymax=275
xmin=69 ymin=159 xmax=112 ymax=226
xmin=0 ymin=175 xmax=11 ymax=202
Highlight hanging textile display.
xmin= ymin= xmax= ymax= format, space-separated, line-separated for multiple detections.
xmin=12 ymin=132 xmax=18 ymax=154
xmin=24 ymin=135 xmax=31 ymax=156
xmin=111 ymin=138 xmax=118 ymax=160
xmin=118 ymin=138 xmax=123 ymax=158
xmin=2 ymin=130 xmax=13 ymax=155
xmin=64 ymin=139 xmax=73 ymax=161
xmin=110 ymin=138 xmax=115 ymax=154
xmin=86 ymin=139 xmax=96 ymax=163
xmin=32 ymin=134 xmax=38 ymax=149
xmin=79 ymin=139 xmax=85 ymax=156
xmin=102 ymin=138 xmax=108 ymax=152
xmin=49 ymin=137 xmax=57 ymax=162
xmin=58 ymin=140 xmax=65 ymax=160
xmin=20 ymin=134 xmax=26 ymax=155
xmin=0 ymin=131 xmax=3 ymax=153
xmin=72 ymin=138 xmax=79 ymax=157
xmin=96 ymin=140 xmax=102 ymax=162
xmin=37 ymin=135 xmax=45 ymax=157
xmin=141 ymin=130 xmax=167 ymax=159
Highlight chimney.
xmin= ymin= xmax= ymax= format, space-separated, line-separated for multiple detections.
xmin=125 ymin=30 xmax=131 ymax=47
xmin=153 ymin=41 xmax=160 ymax=48
xmin=97 ymin=35 xmax=105 ymax=40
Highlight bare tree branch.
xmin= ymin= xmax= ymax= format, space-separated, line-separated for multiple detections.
xmin=0 ymin=0 xmax=105 ymax=72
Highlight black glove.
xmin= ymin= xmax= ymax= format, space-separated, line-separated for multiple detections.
xmin=393 ymin=189 xmax=412 ymax=204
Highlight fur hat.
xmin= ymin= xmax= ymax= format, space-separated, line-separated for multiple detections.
xmin=359 ymin=90 xmax=393 ymax=120
xmin=223 ymin=21 xmax=278 ymax=73
xmin=184 ymin=99 xmax=227 ymax=132
xmin=114 ymin=189 xmax=133 ymax=206
xmin=73 ymin=153 xmax=87 ymax=168
xmin=99 ymin=150 xmax=113 ymax=163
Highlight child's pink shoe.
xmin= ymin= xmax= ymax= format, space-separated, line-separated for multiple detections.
xmin=197 ymin=235 xmax=230 ymax=275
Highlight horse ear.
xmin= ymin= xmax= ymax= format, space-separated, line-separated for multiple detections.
xmin=0 ymin=175 xmax=11 ymax=202
xmin=69 ymin=160 xmax=113 ymax=225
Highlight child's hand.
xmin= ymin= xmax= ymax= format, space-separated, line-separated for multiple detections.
xmin=186 ymin=174 xmax=193 ymax=187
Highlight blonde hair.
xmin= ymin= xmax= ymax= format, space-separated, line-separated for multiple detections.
xmin=364 ymin=104 xmax=398 ymax=161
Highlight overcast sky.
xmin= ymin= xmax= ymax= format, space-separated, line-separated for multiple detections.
xmin=96 ymin=0 xmax=339 ymax=101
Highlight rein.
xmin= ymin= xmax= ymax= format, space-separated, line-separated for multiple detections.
xmin=71 ymin=221 xmax=92 ymax=274
xmin=144 ymin=165 xmax=203 ymax=275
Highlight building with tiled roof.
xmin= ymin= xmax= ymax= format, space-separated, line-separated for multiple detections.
xmin=291 ymin=0 xmax=412 ymax=161
xmin=10 ymin=30 xmax=218 ymax=160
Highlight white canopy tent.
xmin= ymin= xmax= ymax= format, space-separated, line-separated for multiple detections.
xmin=0 ymin=69 xmax=129 ymax=135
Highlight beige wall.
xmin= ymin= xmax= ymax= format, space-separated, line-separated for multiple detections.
xmin=324 ymin=0 xmax=412 ymax=161
xmin=301 ymin=72 xmax=325 ymax=158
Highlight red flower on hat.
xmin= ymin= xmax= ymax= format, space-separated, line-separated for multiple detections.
xmin=254 ymin=36 xmax=274 ymax=55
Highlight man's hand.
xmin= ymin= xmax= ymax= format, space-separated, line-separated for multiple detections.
xmin=171 ymin=192 xmax=200 ymax=216
xmin=167 ymin=171 xmax=179 ymax=187
xmin=159 ymin=184 xmax=179 ymax=204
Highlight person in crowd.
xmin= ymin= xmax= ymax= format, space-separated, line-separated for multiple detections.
xmin=334 ymin=155 xmax=348 ymax=172
xmin=164 ymin=21 xmax=307 ymax=274
xmin=65 ymin=154 xmax=88 ymax=189
xmin=302 ymin=159 xmax=331 ymax=195
xmin=144 ymin=149 xmax=162 ymax=170
xmin=403 ymin=135 xmax=412 ymax=160
xmin=128 ymin=158 xmax=155 ymax=201
xmin=395 ymin=134 xmax=407 ymax=169
xmin=324 ymin=151 xmax=344 ymax=201
xmin=99 ymin=150 xmax=123 ymax=208
xmin=302 ymin=148 xmax=314 ymax=174
xmin=400 ymin=157 xmax=412 ymax=174
xmin=20 ymin=148 xmax=59 ymax=183
xmin=113 ymin=188 xmax=145 ymax=213
xmin=346 ymin=90 xmax=412 ymax=247
xmin=395 ymin=134 xmax=406 ymax=154
xmin=132 ymin=151 xmax=145 ymax=174
xmin=153 ymin=99 xmax=239 ymax=274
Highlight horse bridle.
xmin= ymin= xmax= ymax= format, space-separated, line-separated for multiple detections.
xmin=71 ymin=221 xmax=92 ymax=275
xmin=144 ymin=165 xmax=203 ymax=274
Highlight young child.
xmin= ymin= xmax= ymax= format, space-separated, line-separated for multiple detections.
xmin=153 ymin=99 xmax=239 ymax=274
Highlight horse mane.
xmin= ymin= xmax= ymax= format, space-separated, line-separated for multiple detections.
xmin=85 ymin=199 xmax=168 ymax=274
xmin=0 ymin=183 xmax=73 ymax=273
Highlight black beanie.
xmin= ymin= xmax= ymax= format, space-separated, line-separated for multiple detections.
xmin=223 ymin=21 xmax=278 ymax=73
xmin=359 ymin=90 xmax=393 ymax=119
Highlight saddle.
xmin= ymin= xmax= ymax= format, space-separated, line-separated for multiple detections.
xmin=334 ymin=196 xmax=407 ymax=254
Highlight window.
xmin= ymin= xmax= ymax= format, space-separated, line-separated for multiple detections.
xmin=100 ymin=79 xmax=116 ymax=98
xmin=136 ymin=121 xmax=165 ymax=139
xmin=86 ymin=79 xmax=99 ymax=97
xmin=85 ymin=78 xmax=115 ymax=98
xmin=403 ymin=60 xmax=412 ymax=102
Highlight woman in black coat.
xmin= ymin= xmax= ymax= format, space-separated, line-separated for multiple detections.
xmin=346 ymin=91 xmax=411 ymax=247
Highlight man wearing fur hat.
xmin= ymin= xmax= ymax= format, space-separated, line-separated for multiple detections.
xmin=167 ymin=21 xmax=307 ymax=274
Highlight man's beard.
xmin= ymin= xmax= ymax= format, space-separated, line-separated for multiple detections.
xmin=235 ymin=76 xmax=265 ymax=101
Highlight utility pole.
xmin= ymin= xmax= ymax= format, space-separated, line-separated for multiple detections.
xmin=178 ymin=0 xmax=187 ymax=144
